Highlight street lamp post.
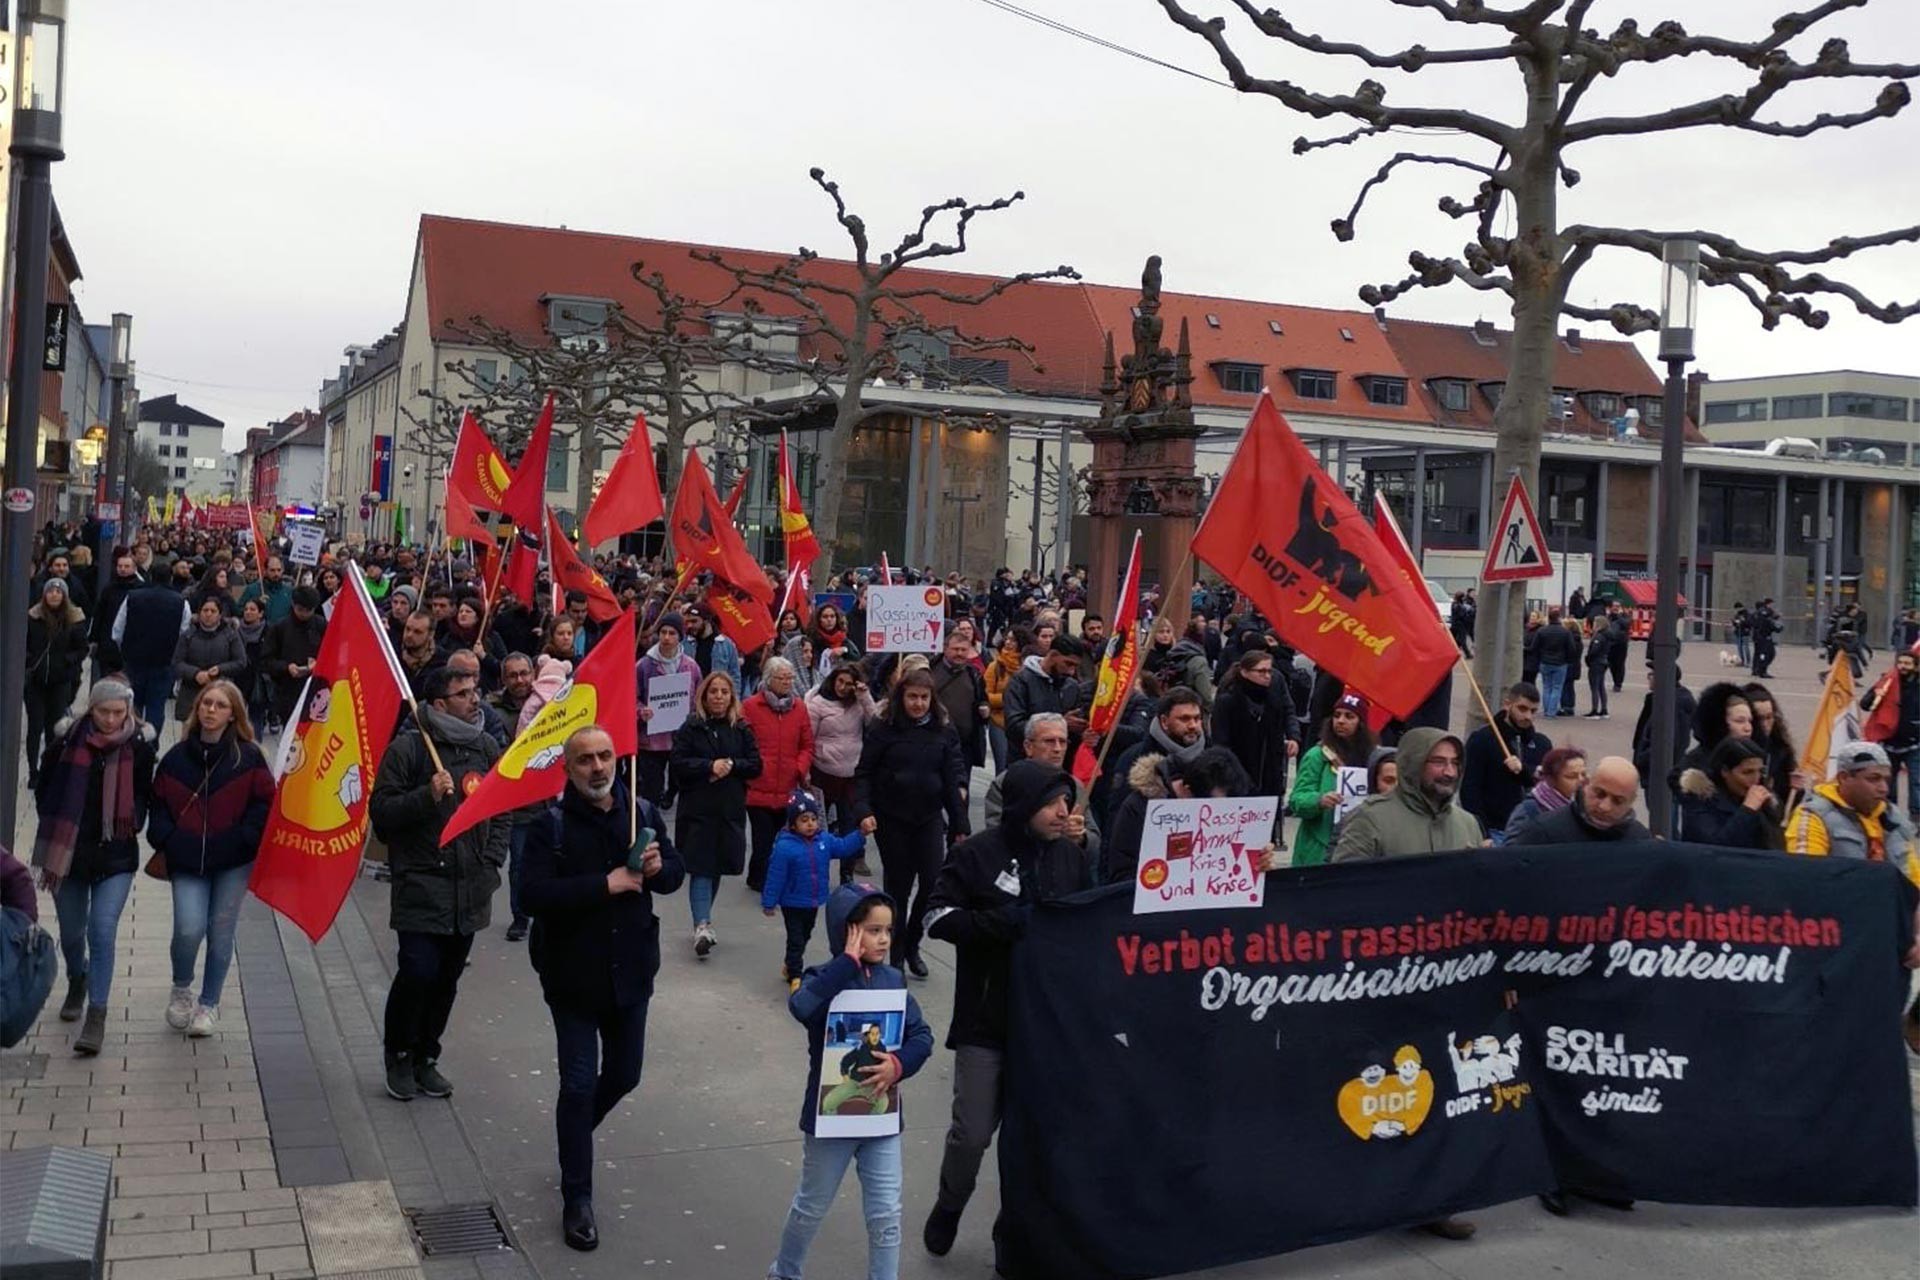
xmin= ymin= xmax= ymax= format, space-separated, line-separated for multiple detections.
xmin=1648 ymin=238 xmax=1699 ymax=839
xmin=96 ymin=311 xmax=132 ymax=596
xmin=0 ymin=0 xmax=67 ymax=842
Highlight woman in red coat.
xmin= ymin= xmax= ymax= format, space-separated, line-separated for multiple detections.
xmin=742 ymin=656 xmax=816 ymax=892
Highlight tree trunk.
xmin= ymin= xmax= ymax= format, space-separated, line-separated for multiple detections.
xmin=661 ymin=385 xmax=688 ymax=565
xmin=809 ymin=311 xmax=876 ymax=581
xmin=572 ymin=425 xmax=601 ymax=540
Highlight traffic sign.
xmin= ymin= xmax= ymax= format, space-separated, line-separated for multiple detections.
xmin=1482 ymin=476 xmax=1552 ymax=583
xmin=3 ymin=486 xmax=35 ymax=513
xmin=98 ymin=501 xmax=121 ymax=521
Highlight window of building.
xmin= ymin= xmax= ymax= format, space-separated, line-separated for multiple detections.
xmin=1363 ymin=376 xmax=1408 ymax=406
xmin=156 ymin=422 xmax=171 ymax=437
xmin=1772 ymin=394 xmax=1823 ymax=420
xmin=1289 ymin=369 xmax=1336 ymax=400
xmin=1703 ymin=398 xmax=1768 ymax=425
xmin=1217 ymin=363 xmax=1263 ymax=394
xmin=1433 ymin=379 xmax=1470 ymax=412
xmin=1829 ymin=392 xmax=1909 ymax=421
xmin=1267 ymin=319 xmax=1283 ymax=335
xmin=173 ymin=466 xmax=187 ymax=480
xmin=1641 ymin=396 xmax=1664 ymax=427
xmin=475 ymin=358 xmax=498 ymax=390
xmin=1204 ymin=314 xmax=1220 ymax=328
xmin=545 ymin=444 xmax=568 ymax=492
xmin=1585 ymin=393 xmax=1621 ymax=419
xmin=1481 ymin=382 xmax=1504 ymax=409
xmin=1339 ymin=327 xmax=1355 ymax=342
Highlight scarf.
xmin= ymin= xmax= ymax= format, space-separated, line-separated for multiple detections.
xmin=762 ymin=690 xmax=796 ymax=714
xmin=421 ymin=704 xmax=488 ymax=749
xmin=1148 ymin=718 xmax=1205 ymax=767
xmin=1530 ymin=777 xmax=1572 ymax=815
xmin=32 ymin=718 xmax=140 ymax=881
xmin=817 ymin=627 xmax=847 ymax=650
xmin=236 ymin=617 xmax=266 ymax=645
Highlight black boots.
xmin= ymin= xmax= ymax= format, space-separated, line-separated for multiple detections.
xmin=563 ymin=1199 xmax=598 ymax=1251
xmin=59 ymin=975 xmax=86 ymax=1021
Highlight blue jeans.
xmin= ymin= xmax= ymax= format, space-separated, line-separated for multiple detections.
xmin=128 ymin=666 xmax=173 ymax=730
xmin=688 ymin=874 xmax=719 ymax=927
xmin=508 ymin=821 xmax=531 ymax=925
xmin=987 ymin=723 xmax=1008 ymax=774
xmin=1735 ymin=633 xmax=1750 ymax=665
xmin=53 ymin=872 xmax=135 ymax=1009
xmin=551 ymin=999 xmax=648 ymax=1205
xmin=1890 ymin=748 xmax=1920 ymax=817
xmin=170 ymin=863 xmax=252 ymax=1007
xmin=1538 ymin=664 xmax=1568 ymax=717
xmin=769 ymin=1132 xmax=903 ymax=1280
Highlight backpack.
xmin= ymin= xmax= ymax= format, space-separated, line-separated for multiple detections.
xmin=0 ymin=906 xmax=58 ymax=1049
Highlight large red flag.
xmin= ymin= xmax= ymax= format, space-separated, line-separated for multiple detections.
xmin=704 ymin=575 xmax=778 ymax=652
xmin=448 ymin=410 xmax=513 ymax=512
xmin=777 ymin=431 xmax=822 ymax=569
xmin=501 ymin=392 xmax=555 ymax=532
xmin=1191 ymin=393 xmax=1455 ymax=721
xmin=445 ymin=480 xmax=493 ymax=545
xmin=722 ymin=465 xmax=751 ymax=520
xmin=582 ymin=411 xmax=664 ymax=548
xmin=504 ymin=532 xmax=538 ymax=603
xmin=249 ymin=566 xmax=412 ymax=942
xmin=548 ymin=509 xmax=623 ymax=622
xmin=438 ymin=609 xmax=639 ymax=846
xmin=1860 ymin=634 xmax=1920 ymax=743
xmin=670 ymin=447 xmax=773 ymax=603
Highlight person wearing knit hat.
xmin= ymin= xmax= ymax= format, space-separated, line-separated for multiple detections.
xmin=1286 ymin=689 xmax=1379 ymax=866
xmin=760 ymin=788 xmax=867 ymax=990
xmin=635 ymin=608 xmax=702 ymax=810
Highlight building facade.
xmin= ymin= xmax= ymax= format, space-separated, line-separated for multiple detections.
xmin=239 ymin=411 xmax=327 ymax=512
xmin=1697 ymin=370 xmax=1918 ymax=462
xmin=135 ymin=394 xmax=229 ymax=500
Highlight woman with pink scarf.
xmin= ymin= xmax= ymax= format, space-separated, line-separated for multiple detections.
xmin=1499 ymin=747 xmax=1587 ymax=845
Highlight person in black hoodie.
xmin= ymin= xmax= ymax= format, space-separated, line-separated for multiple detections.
xmin=113 ymin=574 xmax=191 ymax=729
xmin=1461 ymin=683 xmax=1550 ymax=835
xmin=919 ymin=760 xmax=1092 ymax=1262
xmin=261 ymin=587 xmax=328 ymax=729
xmin=89 ymin=551 xmax=143 ymax=682
xmin=1582 ymin=616 xmax=1614 ymax=718
xmin=852 ymin=668 xmax=969 ymax=976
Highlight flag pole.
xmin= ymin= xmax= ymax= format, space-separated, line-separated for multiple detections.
xmin=1077 ymin=622 xmax=1150 ymax=814
xmin=629 ymin=755 xmax=639 ymax=846
xmin=476 ymin=524 xmax=510 ymax=644
xmin=1457 ymin=651 xmax=1518 ymax=769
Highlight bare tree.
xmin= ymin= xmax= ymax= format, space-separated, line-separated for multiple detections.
xmin=696 ymin=168 xmax=1079 ymax=575
xmin=126 ymin=440 xmax=171 ymax=508
xmin=1158 ymin=0 xmax=1920 ymax=698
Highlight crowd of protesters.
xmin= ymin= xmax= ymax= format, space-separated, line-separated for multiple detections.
xmin=6 ymin=513 xmax=1919 ymax=1276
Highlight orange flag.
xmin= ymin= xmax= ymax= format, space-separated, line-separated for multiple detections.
xmin=670 ymin=446 xmax=773 ymax=604
xmin=548 ymin=509 xmax=623 ymax=623
xmin=1191 ymin=392 xmax=1455 ymax=721
xmin=501 ymin=392 xmax=555 ymax=532
xmin=449 ymin=410 xmax=513 ymax=512
xmin=583 ymin=411 xmax=664 ymax=547
xmin=249 ymin=566 xmax=412 ymax=942
xmin=439 ymin=609 xmax=639 ymax=846
xmin=777 ymin=430 xmax=821 ymax=570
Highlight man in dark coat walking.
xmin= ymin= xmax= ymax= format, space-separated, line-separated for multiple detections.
xmin=370 ymin=665 xmax=509 ymax=1104
xmin=113 ymin=573 xmax=190 ymax=727
xmin=1461 ymin=683 xmax=1550 ymax=835
xmin=523 ymin=725 xmax=683 ymax=1252
xmin=261 ymin=587 xmax=328 ymax=728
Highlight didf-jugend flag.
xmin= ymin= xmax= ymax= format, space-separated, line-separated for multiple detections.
xmin=438 ymin=608 xmax=639 ymax=846
xmin=582 ymin=411 xmax=663 ymax=548
xmin=504 ymin=532 xmax=539 ymax=604
xmin=704 ymin=574 xmax=778 ymax=653
xmin=670 ymin=446 xmax=773 ymax=604
xmin=1191 ymin=392 xmax=1454 ymax=721
xmin=448 ymin=409 xmax=513 ymax=513
xmin=250 ymin=565 xmax=412 ymax=942
xmin=548 ymin=508 xmax=623 ymax=623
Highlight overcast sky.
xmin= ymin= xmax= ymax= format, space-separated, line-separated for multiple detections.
xmin=54 ymin=0 xmax=1920 ymax=447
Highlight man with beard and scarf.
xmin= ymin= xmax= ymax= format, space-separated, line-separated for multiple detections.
xmin=919 ymin=761 xmax=1095 ymax=1264
xmin=1332 ymin=727 xmax=1484 ymax=863
xmin=1861 ymin=649 xmax=1920 ymax=817
xmin=1102 ymin=686 xmax=1207 ymax=831
xmin=370 ymin=665 xmax=509 ymax=1105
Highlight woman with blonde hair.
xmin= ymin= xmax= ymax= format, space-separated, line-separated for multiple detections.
xmin=669 ymin=671 xmax=762 ymax=957
xmin=147 ymin=680 xmax=275 ymax=1036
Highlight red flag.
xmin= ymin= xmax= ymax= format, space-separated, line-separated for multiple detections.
xmin=504 ymin=533 xmax=539 ymax=603
xmin=1191 ymin=393 xmax=1455 ymax=721
xmin=472 ymin=538 xmax=498 ymax=609
xmin=249 ymin=566 xmax=412 ymax=942
xmin=1087 ymin=531 xmax=1144 ymax=738
xmin=548 ymin=509 xmax=622 ymax=622
xmin=777 ymin=431 xmax=822 ymax=569
xmin=704 ymin=575 xmax=778 ymax=652
xmin=1863 ymin=670 xmax=1901 ymax=743
xmin=1372 ymin=497 xmax=1455 ymax=650
xmin=670 ymin=447 xmax=773 ymax=603
xmin=248 ymin=505 xmax=271 ymax=580
xmin=445 ymin=480 xmax=493 ymax=545
xmin=177 ymin=494 xmax=196 ymax=526
xmin=777 ymin=563 xmax=811 ymax=628
xmin=439 ymin=609 xmax=640 ymax=846
xmin=879 ymin=552 xmax=895 ymax=585
xmin=722 ymin=465 xmax=751 ymax=519
xmin=501 ymin=392 xmax=555 ymax=531
xmin=583 ymin=411 xmax=664 ymax=547
xmin=448 ymin=410 xmax=513 ymax=512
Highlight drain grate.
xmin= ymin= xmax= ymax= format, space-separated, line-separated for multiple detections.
xmin=404 ymin=1203 xmax=514 ymax=1257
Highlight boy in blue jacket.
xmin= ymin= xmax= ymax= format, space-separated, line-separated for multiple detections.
xmin=771 ymin=883 xmax=934 ymax=1280
xmin=762 ymin=790 xmax=869 ymax=991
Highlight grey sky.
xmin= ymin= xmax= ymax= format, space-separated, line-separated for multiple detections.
xmin=53 ymin=1 xmax=1920 ymax=449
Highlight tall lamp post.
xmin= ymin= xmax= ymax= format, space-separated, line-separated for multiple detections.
xmin=1647 ymin=238 xmax=1699 ymax=838
xmin=96 ymin=311 xmax=132 ymax=595
xmin=0 ymin=0 xmax=67 ymax=843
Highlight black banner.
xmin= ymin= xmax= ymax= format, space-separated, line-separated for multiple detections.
xmin=999 ymin=842 xmax=1918 ymax=1280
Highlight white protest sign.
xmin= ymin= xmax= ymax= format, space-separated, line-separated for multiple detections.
xmin=1335 ymin=766 xmax=1370 ymax=822
xmin=1132 ymin=796 xmax=1280 ymax=915
xmin=646 ymin=670 xmax=694 ymax=735
xmin=864 ymin=584 xmax=946 ymax=654
xmin=286 ymin=523 xmax=326 ymax=567
xmin=814 ymin=988 xmax=908 ymax=1138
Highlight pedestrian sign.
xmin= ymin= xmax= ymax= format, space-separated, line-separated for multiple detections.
xmin=1482 ymin=476 xmax=1553 ymax=582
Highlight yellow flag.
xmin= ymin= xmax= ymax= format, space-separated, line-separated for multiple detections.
xmin=1799 ymin=657 xmax=1858 ymax=785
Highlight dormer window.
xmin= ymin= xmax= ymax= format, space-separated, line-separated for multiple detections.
xmin=1362 ymin=375 xmax=1407 ymax=406
xmin=1433 ymin=379 xmax=1470 ymax=412
xmin=1205 ymin=313 xmax=1221 ymax=328
xmin=1288 ymin=369 xmax=1336 ymax=400
xmin=1480 ymin=381 xmax=1504 ymax=409
xmin=1585 ymin=392 xmax=1621 ymax=419
xmin=1267 ymin=320 xmax=1284 ymax=335
xmin=1213 ymin=362 xmax=1263 ymax=394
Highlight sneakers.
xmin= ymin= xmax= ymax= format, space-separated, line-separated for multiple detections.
xmin=187 ymin=1005 xmax=218 ymax=1038
xmin=789 ymin=977 xmax=801 ymax=994
xmin=905 ymin=952 xmax=929 ymax=980
xmin=385 ymin=1052 xmax=418 ymax=1101
xmin=693 ymin=922 xmax=716 ymax=959
xmin=59 ymin=975 xmax=87 ymax=1022
xmin=166 ymin=986 xmax=195 ymax=1030
xmin=923 ymin=1204 xmax=962 ymax=1256
xmin=414 ymin=1059 xmax=454 ymax=1098
xmin=505 ymin=919 xmax=529 ymax=942
xmin=1420 ymin=1216 xmax=1476 ymax=1240
xmin=73 ymin=1006 xmax=108 ymax=1057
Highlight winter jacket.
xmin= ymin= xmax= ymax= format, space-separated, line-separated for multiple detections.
xmin=984 ymin=769 xmax=1100 ymax=877
xmin=984 ymin=650 xmax=1021 ymax=728
xmin=1002 ymin=660 xmax=1080 ymax=760
xmin=1161 ymin=638 xmax=1215 ymax=711
xmin=761 ymin=826 xmax=868 ymax=912
xmin=930 ymin=658 xmax=989 ymax=768
xmin=1102 ymin=752 xmax=1173 ymax=886
xmin=1862 ymin=672 xmax=1920 ymax=750
xmin=805 ymin=685 xmax=878 ymax=779
xmin=636 ymin=644 xmax=703 ymax=753
xmin=1785 ymin=783 xmax=1920 ymax=887
xmin=1509 ymin=791 xmax=1652 ymax=845
xmin=1677 ymin=769 xmax=1783 ymax=850
xmin=34 ymin=716 xmax=159 ymax=882
xmin=1331 ymin=728 xmax=1483 ymax=861
xmin=926 ymin=762 xmax=1091 ymax=1049
xmin=261 ymin=611 xmax=328 ymax=723
xmin=240 ymin=577 xmax=293 ymax=624
xmin=1584 ymin=624 xmax=1613 ymax=671
xmin=523 ymin=782 xmax=685 ymax=1010
xmin=116 ymin=583 xmax=190 ymax=673
xmin=90 ymin=571 xmax=143 ymax=650
xmin=171 ymin=619 xmax=250 ymax=721
xmin=26 ymin=602 xmax=87 ymax=691
xmin=369 ymin=708 xmax=509 ymax=936
xmin=741 ymin=692 xmax=815 ymax=811
xmin=1631 ymin=681 xmax=1697 ymax=792
xmin=1211 ymin=676 xmax=1297 ymax=803
xmin=669 ymin=715 xmax=763 ymax=878
xmin=1460 ymin=713 xmax=1551 ymax=834
xmin=1287 ymin=742 xmax=1364 ymax=867
xmin=692 ymin=631 xmax=742 ymax=689
xmin=789 ymin=884 xmax=934 ymax=1135
xmin=146 ymin=732 xmax=275 ymax=877
xmin=851 ymin=716 xmax=969 ymax=835
xmin=1534 ymin=622 xmax=1577 ymax=668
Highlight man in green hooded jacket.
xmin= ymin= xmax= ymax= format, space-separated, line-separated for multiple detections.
xmin=1332 ymin=726 xmax=1484 ymax=861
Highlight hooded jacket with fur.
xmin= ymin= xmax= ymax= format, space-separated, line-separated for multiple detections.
xmin=1331 ymin=728 xmax=1484 ymax=861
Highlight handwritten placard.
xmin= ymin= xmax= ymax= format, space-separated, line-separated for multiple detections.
xmin=1334 ymin=766 xmax=1370 ymax=822
xmin=646 ymin=670 xmax=693 ymax=736
xmin=864 ymin=584 xmax=945 ymax=653
xmin=1132 ymin=796 xmax=1280 ymax=915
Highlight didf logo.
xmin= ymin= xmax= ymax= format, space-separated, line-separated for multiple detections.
xmin=1336 ymin=1044 xmax=1434 ymax=1140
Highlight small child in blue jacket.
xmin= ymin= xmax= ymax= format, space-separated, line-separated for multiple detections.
xmin=770 ymin=883 xmax=934 ymax=1280
xmin=762 ymin=789 xmax=868 ymax=989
